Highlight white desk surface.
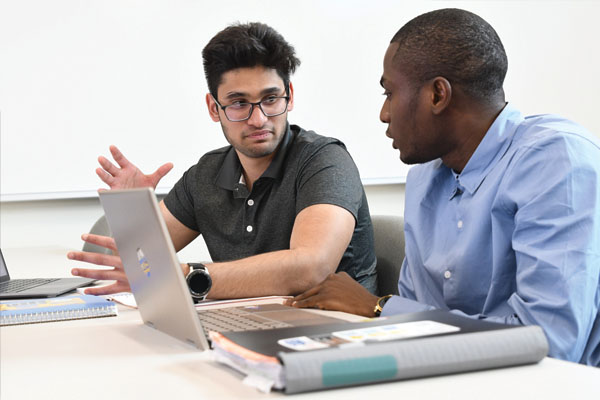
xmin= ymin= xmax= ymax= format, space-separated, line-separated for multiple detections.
xmin=1 ymin=247 xmax=599 ymax=399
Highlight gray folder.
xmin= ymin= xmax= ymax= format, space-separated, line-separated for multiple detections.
xmin=220 ymin=310 xmax=549 ymax=393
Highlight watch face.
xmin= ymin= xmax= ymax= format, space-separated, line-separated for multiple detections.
xmin=188 ymin=270 xmax=211 ymax=297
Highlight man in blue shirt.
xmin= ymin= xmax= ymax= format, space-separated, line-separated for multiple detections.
xmin=287 ymin=8 xmax=600 ymax=366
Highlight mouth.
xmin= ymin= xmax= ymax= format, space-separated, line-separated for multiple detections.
xmin=385 ymin=130 xmax=397 ymax=149
xmin=246 ymin=130 xmax=272 ymax=140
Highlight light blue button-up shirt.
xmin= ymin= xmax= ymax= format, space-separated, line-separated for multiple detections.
xmin=382 ymin=104 xmax=600 ymax=366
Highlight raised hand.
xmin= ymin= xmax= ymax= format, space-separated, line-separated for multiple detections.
xmin=96 ymin=145 xmax=173 ymax=190
xmin=68 ymin=233 xmax=130 ymax=295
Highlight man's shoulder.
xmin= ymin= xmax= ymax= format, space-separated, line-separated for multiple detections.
xmin=178 ymin=145 xmax=233 ymax=183
xmin=203 ymin=144 xmax=232 ymax=157
xmin=290 ymin=124 xmax=345 ymax=149
xmin=192 ymin=145 xmax=232 ymax=166
xmin=287 ymin=124 xmax=350 ymax=163
xmin=516 ymin=114 xmax=600 ymax=153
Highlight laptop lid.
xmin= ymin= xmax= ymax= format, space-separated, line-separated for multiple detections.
xmin=99 ymin=188 xmax=209 ymax=350
xmin=100 ymin=188 xmax=348 ymax=351
xmin=0 ymin=249 xmax=11 ymax=284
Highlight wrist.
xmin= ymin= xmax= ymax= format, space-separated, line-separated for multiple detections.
xmin=182 ymin=263 xmax=191 ymax=276
xmin=363 ymin=294 xmax=380 ymax=318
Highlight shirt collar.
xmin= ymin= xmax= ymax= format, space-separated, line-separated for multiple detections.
xmin=457 ymin=103 xmax=524 ymax=195
xmin=214 ymin=123 xmax=293 ymax=191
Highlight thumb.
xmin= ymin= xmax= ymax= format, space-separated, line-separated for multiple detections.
xmin=155 ymin=162 xmax=173 ymax=178
xmin=151 ymin=163 xmax=173 ymax=184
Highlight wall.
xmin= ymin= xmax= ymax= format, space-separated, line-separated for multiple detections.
xmin=2 ymin=1 xmax=600 ymax=274
xmin=2 ymin=1 xmax=600 ymax=201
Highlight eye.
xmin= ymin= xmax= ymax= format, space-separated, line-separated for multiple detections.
xmin=262 ymin=96 xmax=278 ymax=105
xmin=382 ymin=91 xmax=392 ymax=99
xmin=229 ymin=100 xmax=248 ymax=109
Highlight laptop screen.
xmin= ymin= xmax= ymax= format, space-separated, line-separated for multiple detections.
xmin=0 ymin=249 xmax=11 ymax=283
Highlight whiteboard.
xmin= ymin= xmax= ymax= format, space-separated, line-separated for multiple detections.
xmin=1 ymin=0 xmax=599 ymax=201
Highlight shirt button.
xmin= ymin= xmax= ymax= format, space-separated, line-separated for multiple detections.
xmin=457 ymin=220 xmax=463 ymax=229
xmin=246 ymin=225 xmax=253 ymax=233
xmin=444 ymin=270 xmax=452 ymax=279
xmin=247 ymin=199 xmax=254 ymax=206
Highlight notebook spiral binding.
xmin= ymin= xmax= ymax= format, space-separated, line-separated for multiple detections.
xmin=0 ymin=295 xmax=118 ymax=326
xmin=1 ymin=305 xmax=117 ymax=326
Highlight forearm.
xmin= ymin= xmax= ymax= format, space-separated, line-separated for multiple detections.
xmin=186 ymin=204 xmax=354 ymax=299
xmin=204 ymin=248 xmax=335 ymax=299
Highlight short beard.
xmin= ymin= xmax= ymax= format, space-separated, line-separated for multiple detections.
xmin=219 ymin=119 xmax=286 ymax=159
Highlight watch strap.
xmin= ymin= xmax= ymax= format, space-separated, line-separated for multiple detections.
xmin=187 ymin=262 xmax=207 ymax=274
xmin=373 ymin=294 xmax=393 ymax=317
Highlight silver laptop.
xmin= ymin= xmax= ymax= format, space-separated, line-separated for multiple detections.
xmin=99 ymin=188 xmax=345 ymax=350
xmin=0 ymin=248 xmax=96 ymax=299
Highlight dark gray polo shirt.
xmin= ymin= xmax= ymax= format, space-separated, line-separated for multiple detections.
xmin=164 ymin=124 xmax=377 ymax=292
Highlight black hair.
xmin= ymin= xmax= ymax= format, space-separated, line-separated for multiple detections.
xmin=391 ymin=8 xmax=508 ymax=102
xmin=202 ymin=22 xmax=300 ymax=98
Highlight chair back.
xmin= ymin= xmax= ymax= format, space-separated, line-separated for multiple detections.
xmin=82 ymin=215 xmax=113 ymax=254
xmin=372 ymin=215 xmax=405 ymax=296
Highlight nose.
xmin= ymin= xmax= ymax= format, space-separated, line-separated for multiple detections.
xmin=247 ymin=104 xmax=268 ymax=127
xmin=379 ymin=98 xmax=390 ymax=124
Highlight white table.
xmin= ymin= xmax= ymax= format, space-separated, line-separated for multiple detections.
xmin=1 ymin=247 xmax=599 ymax=399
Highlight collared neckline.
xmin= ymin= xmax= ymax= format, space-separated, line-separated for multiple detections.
xmin=455 ymin=103 xmax=524 ymax=195
xmin=214 ymin=123 xmax=294 ymax=191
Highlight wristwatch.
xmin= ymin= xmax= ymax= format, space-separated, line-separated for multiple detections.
xmin=186 ymin=263 xmax=212 ymax=302
xmin=373 ymin=294 xmax=393 ymax=317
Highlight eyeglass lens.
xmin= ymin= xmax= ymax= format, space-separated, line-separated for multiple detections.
xmin=225 ymin=97 xmax=288 ymax=121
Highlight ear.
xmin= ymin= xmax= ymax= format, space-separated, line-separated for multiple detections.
xmin=287 ymin=81 xmax=295 ymax=112
xmin=206 ymin=93 xmax=220 ymax=122
xmin=429 ymin=77 xmax=451 ymax=115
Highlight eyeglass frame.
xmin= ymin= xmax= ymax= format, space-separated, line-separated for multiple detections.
xmin=211 ymin=94 xmax=291 ymax=122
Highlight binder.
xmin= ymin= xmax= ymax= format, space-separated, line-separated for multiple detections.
xmin=0 ymin=294 xmax=118 ymax=326
xmin=211 ymin=310 xmax=549 ymax=393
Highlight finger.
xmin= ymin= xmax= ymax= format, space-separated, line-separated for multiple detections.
xmin=81 ymin=233 xmax=117 ymax=252
xmin=97 ymin=156 xmax=120 ymax=177
xmin=109 ymin=145 xmax=132 ymax=169
xmin=290 ymin=295 xmax=323 ymax=309
xmin=153 ymin=163 xmax=174 ymax=180
xmin=67 ymin=250 xmax=121 ymax=268
xmin=82 ymin=282 xmax=130 ymax=296
xmin=71 ymin=266 xmax=124 ymax=281
xmin=95 ymin=167 xmax=115 ymax=186
xmin=283 ymin=298 xmax=294 ymax=306
xmin=290 ymin=285 xmax=322 ymax=302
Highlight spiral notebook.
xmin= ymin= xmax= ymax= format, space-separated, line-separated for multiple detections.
xmin=0 ymin=294 xmax=118 ymax=326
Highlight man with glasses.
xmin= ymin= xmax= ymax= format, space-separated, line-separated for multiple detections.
xmin=68 ymin=22 xmax=377 ymax=300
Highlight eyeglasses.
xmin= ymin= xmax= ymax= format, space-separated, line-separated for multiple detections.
xmin=212 ymin=95 xmax=290 ymax=122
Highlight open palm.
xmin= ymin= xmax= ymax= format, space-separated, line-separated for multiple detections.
xmin=96 ymin=145 xmax=173 ymax=190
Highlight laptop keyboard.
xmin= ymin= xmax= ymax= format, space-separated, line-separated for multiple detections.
xmin=197 ymin=307 xmax=292 ymax=335
xmin=0 ymin=278 xmax=59 ymax=293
